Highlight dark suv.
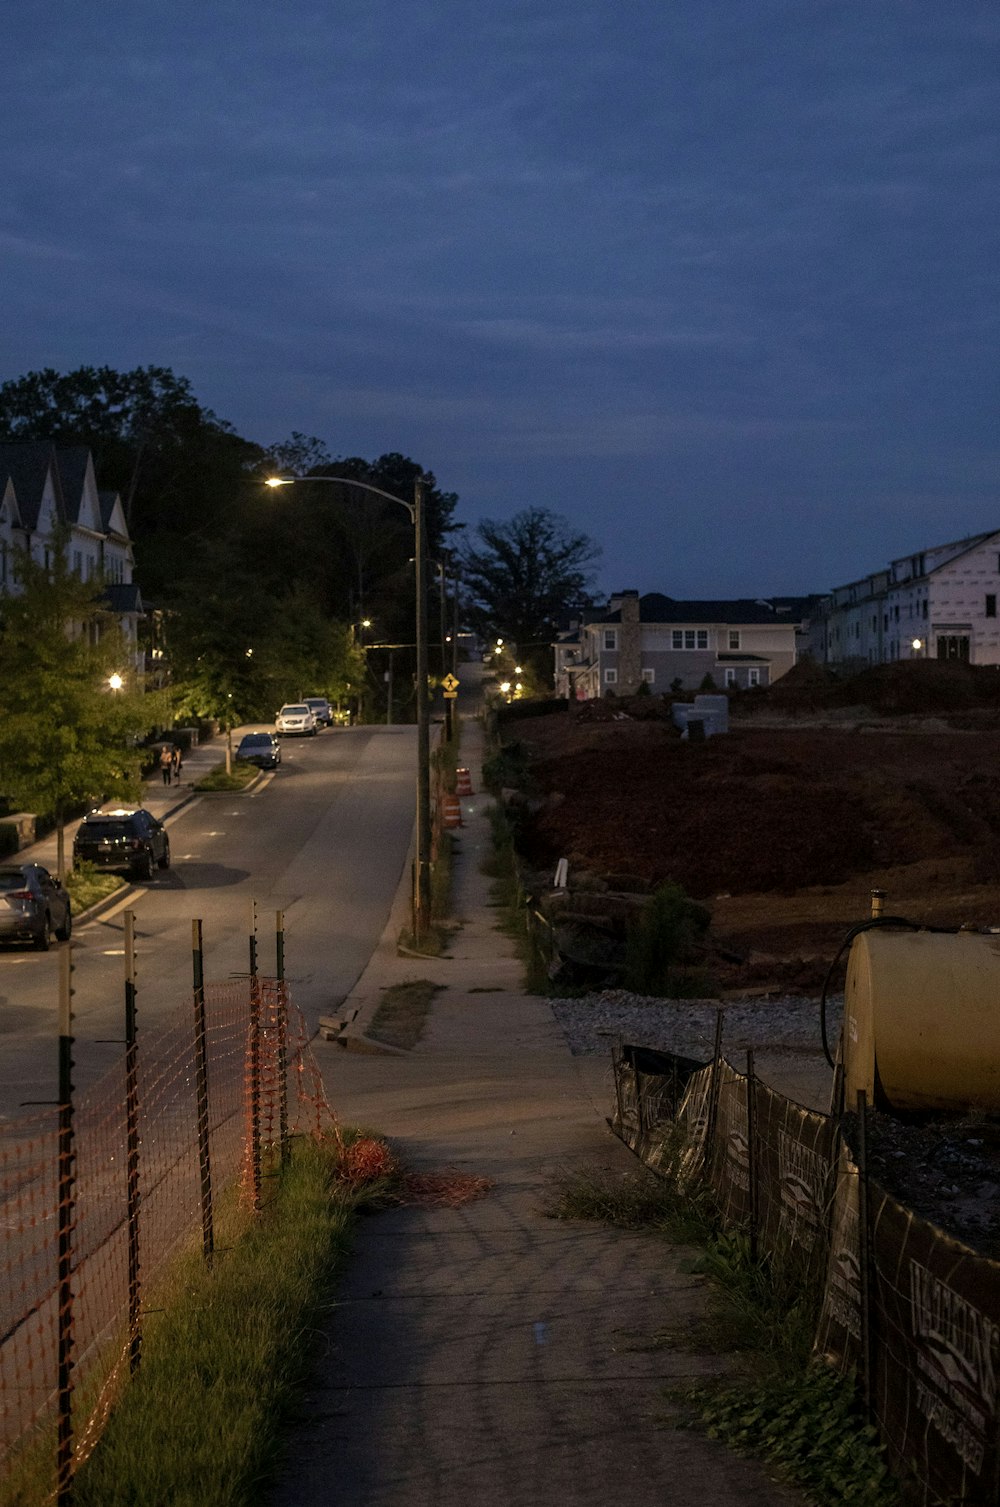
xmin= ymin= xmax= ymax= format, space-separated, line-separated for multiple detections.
xmin=73 ymin=808 xmax=170 ymax=881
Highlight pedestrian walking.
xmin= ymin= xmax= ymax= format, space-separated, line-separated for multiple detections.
xmin=159 ymin=745 xmax=172 ymax=786
xmin=171 ymin=744 xmax=184 ymax=784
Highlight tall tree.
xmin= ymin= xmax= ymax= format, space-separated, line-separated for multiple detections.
xmin=0 ymin=544 xmax=170 ymax=875
xmin=0 ymin=365 xmax=265 ymax=597
xmin=462 ymin=508 xmax=600 ymax=681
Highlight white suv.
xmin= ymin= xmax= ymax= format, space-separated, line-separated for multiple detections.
xmin=275 ymin=703 xmax=318 ymax=736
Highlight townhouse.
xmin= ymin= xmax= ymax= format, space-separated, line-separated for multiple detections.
xmin=0 ymin=442 xmax=144 ymax=666
xmin=809 ymin=530 xmax=1000 ymax=668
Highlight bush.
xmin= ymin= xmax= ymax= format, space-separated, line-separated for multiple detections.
xmin=624 ymin=881 xmax=711 ymax=996
xmin=0 ymin=823 xmax=20 ymax=859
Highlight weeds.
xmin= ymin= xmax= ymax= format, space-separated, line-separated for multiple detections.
xmin=67 ymin=1137 xmax=362 ymax=1507
xmin=369 ymin=979 xmax=444 ymax=1049
xmin=194 ymin=762 xmax=258 ymax=792
xmin=65 ymin=861 xmax=125 ymax=913
xmin=552 ymin=1160 xmax=900 ymax=1507
xmin=548 ymin=1165 xmax=717 ymax=1245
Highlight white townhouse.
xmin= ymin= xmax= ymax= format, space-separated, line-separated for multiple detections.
xmin=811 ymin=530 xmax=1000 ymax=668
xmin=0 ymin=443 xmax=144 ymax=668
xmin=555 ymin=591 xmax=819 ymax=699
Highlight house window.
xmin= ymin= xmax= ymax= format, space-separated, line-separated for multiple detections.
xmin=641 ymin=668 xmax=655 ymax=684
xmin=724 ymin=668 xmax=737 ymax=687
xmin=672 ymin=630 xmax=683 ymax=649
xmin=922 ymin=600 xmax=928 ymax=620
xmin=987 ymin=595 xmax=997 ymax=619
xmin=73 ymin=549 xmax=83 ymax=576
xmin=748 ymin=669 xmax=761 ymax=687
xmin=728 ymin=630 xmax=740 ymax=650
xmin=696 ymin=630 xmax=708 ymax=649
xmin=684 ymin=630 xmax=695 ymax=649
xmin=603 ymin=629 xmax=617 ymax=650
xmin=603 ymin=668 xmax=617 ymax=685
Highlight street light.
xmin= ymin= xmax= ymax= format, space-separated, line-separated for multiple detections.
xmin=265 ymin=473 xmax=432 ymax=936
xmin=108 ymin=672 xmax=124 ymax=692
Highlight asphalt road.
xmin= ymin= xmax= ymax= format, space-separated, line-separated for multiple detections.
xmin=0 ymin=725 xmax=417 ymax=1121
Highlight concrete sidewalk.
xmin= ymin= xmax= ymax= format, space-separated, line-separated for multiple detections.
xmin=270 ymin=716 xmax=804 ymax=1507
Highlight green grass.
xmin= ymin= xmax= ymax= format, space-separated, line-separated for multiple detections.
xmin=62 ymin=1137 xmax=362 ymax=1507
xmin=550 ymin=1163 xmax=899 ymax=1507
xmin=369 ymin=978 xmax=444 ymax=1048
xmin=66 ymin=862 xmax=126 ymax=912
xmin=194 ymin=762 xmax=259 ymax=791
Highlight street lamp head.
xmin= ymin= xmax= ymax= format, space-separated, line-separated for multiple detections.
xmin=108 ymin=672 xmax=124 ymax=691
xmin=912 ymin=638 xmax=923 ymax=651
xmin=264 ymin=476 xmax=294 ymax=488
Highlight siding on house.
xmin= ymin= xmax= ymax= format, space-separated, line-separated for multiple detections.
xmin=812 ymin=530 xmax=1000 ymax=667
xmin=555 ymin=591 xmax=816 ymax=698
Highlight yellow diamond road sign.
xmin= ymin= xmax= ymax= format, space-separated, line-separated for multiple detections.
xmin=442 ymin=673 xmax=460 ymax=692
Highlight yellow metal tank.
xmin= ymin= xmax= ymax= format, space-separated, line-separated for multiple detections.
xmin=841 ymin=929 xmax=1000 ymax=1113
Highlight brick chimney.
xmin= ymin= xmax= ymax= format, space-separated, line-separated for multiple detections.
xmin=615 ymin=590 xmax=641 ymax=692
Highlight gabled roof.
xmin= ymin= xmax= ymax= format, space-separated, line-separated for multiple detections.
xmin=99 ymin=490 xmax=129 ymax=538
xmin=60 ymin=449 xmax=109 ymax=535
xmin=0 ymin=443 xmax=65 ymax=531
xmin=596 ymin=592 xmax=820 ymax=626
xmin=103 ymin=583 xmax=143 ymax=615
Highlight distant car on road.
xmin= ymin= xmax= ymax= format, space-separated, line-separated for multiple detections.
xmin=73 ymin=808 xmax=170 ymax=881
xmin=302 ymin=697 xmax=333 ymax=727
xmin=0 ymin=863 xmax=72 ymax=950
xmin=236 ymin=731 xmax=282 ymax=768
xmin=275 ymin=703 xmax=318 ymax=736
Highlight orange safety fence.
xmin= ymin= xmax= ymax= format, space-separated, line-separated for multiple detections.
xmin=0 ymin=976 xmax=335 ymax=1499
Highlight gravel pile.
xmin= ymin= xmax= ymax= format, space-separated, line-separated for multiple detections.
xmin=550 ymin=988 xmax=842 ymax=1060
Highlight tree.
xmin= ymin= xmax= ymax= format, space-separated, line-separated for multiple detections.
xmin=0 ymin=544 xmax=170 ymax=876
xmin=0 ymin=365 xmax=265 ymax=598
xmin=462 ymin=508 xmax=600 ymax=682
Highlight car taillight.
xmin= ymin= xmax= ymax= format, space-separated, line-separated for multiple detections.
xmin=7 ymin=890 xmax=32 ymax=899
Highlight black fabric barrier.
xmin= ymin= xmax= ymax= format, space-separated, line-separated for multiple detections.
xmin=869 ymin=1188 xmax=1000 ymax=1506
xmin=610 ymin=1039 xmax=1000 ymax=1507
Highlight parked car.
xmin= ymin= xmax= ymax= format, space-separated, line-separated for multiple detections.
xmin=72 ymin=808 xmax=170 ymax=881
xmin=302 ymin=697 xmax=333 ymax=728
xmin=275 ymin=703 xmax=318 ymax=736
xmin=0 ymin=864 xmax=72 ymax=950
xmin=235 ymin=731 xmax=282 ymax=768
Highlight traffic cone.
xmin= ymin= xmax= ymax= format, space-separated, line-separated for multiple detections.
xmin=456 ymin=767 xmax=474 ymax=795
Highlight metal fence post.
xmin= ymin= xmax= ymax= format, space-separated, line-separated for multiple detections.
xmin=855 ymin=1088 xmax=873 ymax=1413
xmin=248 ymin=899 xmax=262 ymax=1212
xmin=705 ymin=1007 xmax=725 ymax=1164
xmin=124 ymin=911 xmax=141 ymax=1375
xmin=276 ymin=910 xmax=289 ymax=1171
xmin=56 ymin=947 xmax=76 ymax=1507
xmin=192 ymin=920 xmax=214 ymax=1266
xmin=746 ymin=1047 xmax=759 ymax=1263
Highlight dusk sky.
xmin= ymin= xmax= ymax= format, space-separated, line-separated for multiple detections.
xmin=3 ymin=2 xmax=997 ymax=600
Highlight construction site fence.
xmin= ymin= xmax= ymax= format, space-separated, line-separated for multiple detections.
xmin=612 ymin=1039 xmax=1000 ymax=1507
xmin=0 ymin=964 xmax=336 ymax=1504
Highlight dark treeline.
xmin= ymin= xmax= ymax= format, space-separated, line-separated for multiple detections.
xmin=0 ymin=367 xmax=461 ymax=723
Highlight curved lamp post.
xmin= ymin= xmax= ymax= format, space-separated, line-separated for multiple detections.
xmin=265 ymin=473 xmax=431 ymax=937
